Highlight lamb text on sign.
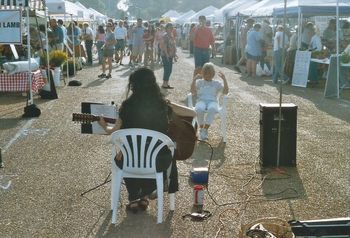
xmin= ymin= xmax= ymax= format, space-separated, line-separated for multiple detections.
xmin=1 ymin=22 xmax=20 ymax=28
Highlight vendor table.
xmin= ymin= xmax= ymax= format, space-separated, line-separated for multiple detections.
xmin=0 ymin=69 xmax=45 ymax=93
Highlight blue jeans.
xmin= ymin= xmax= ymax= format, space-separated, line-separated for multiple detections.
xmin=96 ymin=41 xmax=104 ymax=64
xmin=161 ymin=56 xmax=173 ymax=82
xmin=272 ymin=49 xmax=288 ymax=83
xmin=194 ymin=47 xmax=210 ymax=68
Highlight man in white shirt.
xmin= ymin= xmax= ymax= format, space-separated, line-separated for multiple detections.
xmin=114 ymin=20 xmax=128 ymax=65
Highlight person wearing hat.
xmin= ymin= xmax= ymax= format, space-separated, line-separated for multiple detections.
xmin=192 ymin=15 xmax=215 ymax=76
xmin=234 ymin=18 xmax=255 ymax=72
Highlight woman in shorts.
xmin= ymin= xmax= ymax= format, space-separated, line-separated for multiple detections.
xmin=98 ymin=23 xmax=115 ymax=79
xmin=245 ymin=23 xmax=263 ymax=78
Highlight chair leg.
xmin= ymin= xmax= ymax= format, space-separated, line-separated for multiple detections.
xmin=221 ymin=113 xmax=227 ymax=143
xmin=169 ymin=193 xmax=175 ymax=211
xmin=111 ymin=170 xmax=123 ymax=224
xmin=156 ymin=173 xmax=164 ymax=224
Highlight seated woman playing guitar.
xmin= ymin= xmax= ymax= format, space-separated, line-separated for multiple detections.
xmin=98 ymin=67 xmax=196 ymax=213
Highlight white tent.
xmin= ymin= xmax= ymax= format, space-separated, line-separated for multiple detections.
xmin=188 ymin=5 xmax=218 ymax=22
xmin=239 ymin=0 xmax=286 ymax=17
xmin=45 ymin=0 xmax=78 ymax=16
xmin=273 ymin=0 xmax=350 ymax=17
xmin=74 ymin=1 xmax=96 ymax=21
xmin=162 ymin=10 xmax=181 ymax=18
xmin=88 ymin=7 xmax=107 ymax=23
xmin=175 ymin=10 xmax=196 ymax=24
xmin=221 ymin=0 xmax=259 ymax=19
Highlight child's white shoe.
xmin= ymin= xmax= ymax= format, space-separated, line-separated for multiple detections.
xmin=199 ymin=128 xmax=208 ymax=140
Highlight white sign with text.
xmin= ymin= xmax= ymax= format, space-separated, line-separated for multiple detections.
xmin=292 ymin=50 xmax=311 ymax=88
xmin=0 ymin=10 xmax=22 ymax=44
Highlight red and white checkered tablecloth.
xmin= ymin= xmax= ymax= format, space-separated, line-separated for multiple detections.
xmin=0 ymin=69 xmax=45 ymax=93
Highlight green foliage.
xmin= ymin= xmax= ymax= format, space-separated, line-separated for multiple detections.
xmin=341 ymin=52 xmax=350 ymax=63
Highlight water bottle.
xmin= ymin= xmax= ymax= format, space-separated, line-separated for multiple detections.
xmin=193 ymin=185 xmax=204 ymax=212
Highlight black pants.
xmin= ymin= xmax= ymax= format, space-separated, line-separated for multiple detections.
xmin=85 ymin=40 xmax=93 ymax=64
xmin=115 ymin=148 xmax=178 ymax=202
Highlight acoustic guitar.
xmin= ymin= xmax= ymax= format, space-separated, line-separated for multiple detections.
xmin=72 ymin=113 xmax=197 ymax=161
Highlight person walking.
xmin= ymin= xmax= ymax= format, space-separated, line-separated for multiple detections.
xmin=130 ymin=18 xmax=145 ymax=68
xmin=82 ymin=22 xmax=94 ymax=66
xmin=192 ymin=15 xmax=215 ymax=76
xmin=160 ymin=23 xmax=177 ymax=89
xmin=95 ymin=25 xmax=105 ymax=65
xmin=98 ymin=22 xmax=115 ymax=79
xmin=272 ymin=25 xmax=289 ymax=84
xmin=234 ymin=18 xmax=255 ymax=72
xmin=114 ymin=20 xmax=128 ymax=65
xmin=245 ymin=23 xmax=263 ymax=79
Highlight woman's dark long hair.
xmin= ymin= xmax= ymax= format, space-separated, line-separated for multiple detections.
xmin=126 ymin=67 xmax=165 ymax=102
xmin=97 ymin=25 xmax=105 ymax=34
xmin=124 ymin=67 xmax=170 ymax=118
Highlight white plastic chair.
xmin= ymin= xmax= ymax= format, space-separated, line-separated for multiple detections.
xmin=110 ymin=128 xmax=176 ymax=224
xmin=187 ymin=92 xmax=229 ymax=142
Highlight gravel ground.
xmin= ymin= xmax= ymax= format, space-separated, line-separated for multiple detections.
xmin=0 ymin=49 xmax=349 ymax=238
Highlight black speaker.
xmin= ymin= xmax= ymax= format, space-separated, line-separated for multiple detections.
xmin=259 ymin=103 xmax=297 ymax=167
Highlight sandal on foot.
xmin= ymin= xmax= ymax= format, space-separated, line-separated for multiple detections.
xmin=138 ymin=198 xmax=149 ymax=211
xmin=126 ymin=200 xmax=139 ymax=214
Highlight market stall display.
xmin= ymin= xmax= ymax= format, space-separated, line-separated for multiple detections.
xmin=0 ymin=69 xmax=44 ymax=93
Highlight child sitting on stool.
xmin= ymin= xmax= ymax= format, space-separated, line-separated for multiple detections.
xmin=190 ymin=62 xmax=229 ymax=140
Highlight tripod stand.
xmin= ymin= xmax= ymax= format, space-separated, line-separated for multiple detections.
xmin=80 ymin=171 xmax=111 ymax=196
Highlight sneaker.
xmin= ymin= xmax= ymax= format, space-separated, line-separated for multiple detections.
xmin=282 ymin=78 xmax=290 ymax=84
xmin=199 ymin=128 xmax=208 ymax=140
xmin=202 ymin=129 xmax=208 ymax=140
xmin=106 ymin=74 xmax=112 ymax=79
xmin=98 ymin=73 xmax=106 ymax=78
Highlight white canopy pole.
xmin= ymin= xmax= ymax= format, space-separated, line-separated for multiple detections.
xmin=26 ymin=6 xmax=33 ymax=105
xmin=44 ymin=4 xmax=51 ymax=87
xmin=336 ymin=0 xmax=340 ymax=98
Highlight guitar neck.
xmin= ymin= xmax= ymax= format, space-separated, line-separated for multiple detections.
xmin=72 ymin=113 xmax=116 ymax=124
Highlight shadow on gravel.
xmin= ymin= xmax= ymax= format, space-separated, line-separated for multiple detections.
xmin=95 ymin=210 xmax=174 ymax=238
xmin=82 ymin=78 xmax=108 ymax=88
xmin=260 ymin=167 xmax=307 ymax=202
xmin=0 ymin=118 xmax=22 ymax=129
xmin=189 ymin=140 xmax=227 ymax=169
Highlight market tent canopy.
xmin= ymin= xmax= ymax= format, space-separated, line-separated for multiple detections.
xmin=162 ymin=9 xmax=181 ymax=18
xmin=46 ymin=0 xmax=90 ymax=18
xmin=239 ymin=0 xmax=285 ymax=17
xmin=273 ymin=0 xmax=350 ymax=17
xmin=188 ymin=5 xmax=218 ymax=22
xmin=175 ymin=10 xmax=195 ymax=24
xmin=222 ymin=0 xmax=259 ymax=18
xmin=87 ymin=7 xmax=107 ymax=22
xmin=74 ymin=1 xmax=96 ymax=20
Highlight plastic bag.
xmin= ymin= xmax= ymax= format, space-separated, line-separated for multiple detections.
xmin=263 ymin=64 xmax=272 ymax=76
xmin=256 ymin=63 xmax=264 ymax=77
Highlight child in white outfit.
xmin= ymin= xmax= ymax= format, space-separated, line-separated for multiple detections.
xmin=190 ymin=62 xmax=229 ymax=140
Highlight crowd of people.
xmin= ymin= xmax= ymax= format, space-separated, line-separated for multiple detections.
xmin=228 ymin=17 xmax=350 ymax=84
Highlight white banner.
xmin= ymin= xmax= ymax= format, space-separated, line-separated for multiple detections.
xmin=0 ymin=10 xmax=22 ymax=44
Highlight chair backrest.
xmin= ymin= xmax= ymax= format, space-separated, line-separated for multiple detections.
xmin=111 ymin=128 xmax=175 ymax=176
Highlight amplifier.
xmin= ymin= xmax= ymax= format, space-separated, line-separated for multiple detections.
xmin=289 ymin=217 xmax=350 ymax=237
xmin=259 ymin=103 xmax=297 ymax=167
